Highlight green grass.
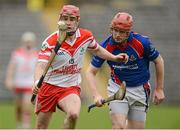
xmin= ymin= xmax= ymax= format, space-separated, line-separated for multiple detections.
xmin=146 ymin=104 xmax=180 ymax=129
xmin=0 ymin=102 xmax=180 ymax=129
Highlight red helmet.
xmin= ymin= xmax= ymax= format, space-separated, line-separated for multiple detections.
xmin=111 ymin=12 xmax=133 ymax=31
xmin=59 ymin=5 xmax=80 ymax=20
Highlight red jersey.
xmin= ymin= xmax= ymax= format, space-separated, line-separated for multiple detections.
xmin=38 ymin=28 xmax=99 ymax=87
xmin=10 ymin=47 xmax=38 ymax=88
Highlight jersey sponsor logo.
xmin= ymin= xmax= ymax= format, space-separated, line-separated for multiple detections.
xmin=57 ymin=51 xmax=65 ymax=55
xmin=69 ymin=58 xmax=74 ymax=64
xmin=113 ymin=64 xmax=138 ymax=70
xmin=79 ymin=47 xmax=85 ymax=55
xmin=113 ymin=65 xmax=128 ymax=69
xmin=41 ymin=42 xmax=48 ymax=51
xmin=128 ymin=64 xmax=138 ymax=69
xmin=52 ymin=64 xmax=81 ymax=75
xmin=129 ymin=55 xmax=136 ymax=61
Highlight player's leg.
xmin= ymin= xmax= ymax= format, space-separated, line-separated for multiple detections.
xmin=127 ymin=120 xmax=145 ymax=129
xmin=109 ymin=101 xmax=129 ymax=129
xmin=58 ymin=93 xmax=81 ymax=129
xmin=126 ymin=82 xmax=150 ymax=129
xmin=36 ymin=111 xmax=53 ymax=129
xmin=107 ymin=81 xmax=129 ymax=129
xmin=126 ymin=104 xmax=147 ymax=129
xmin=35 ymin=83 xmax=57 ymax=129
xmin=127 ymin=119 xmax=145 ymax=129
xmin=21 ymin=92 xmax=32 ymax=128
xmin=15 ymin=93 xmax=23 ymax=128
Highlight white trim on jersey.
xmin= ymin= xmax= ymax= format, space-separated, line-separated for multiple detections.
xmin=39 ymin=52 xmax=51 ymax=56
xmin=38 ymin=59 xmax=49 ymax=63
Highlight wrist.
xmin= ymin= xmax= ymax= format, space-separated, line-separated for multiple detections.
xmin=93 ymin=93 xmax=100 ymax=98
xmin=113 ymin=55 xmax=118 ymax=62
xmin=156 ymin=86 xmax=163 ymax=90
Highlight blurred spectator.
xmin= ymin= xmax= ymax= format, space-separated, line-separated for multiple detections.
xmin=5 ymin=32 xmax=38 ymax=129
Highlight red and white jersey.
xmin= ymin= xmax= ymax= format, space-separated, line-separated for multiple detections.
xmin=38 ymin=28 xmax=99 ymax=87
xmin=10 ymin=48 xmax=38 ymax=88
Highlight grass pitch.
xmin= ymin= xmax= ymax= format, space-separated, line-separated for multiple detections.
xmin=0 ymin=102 xmax=180 ymax=129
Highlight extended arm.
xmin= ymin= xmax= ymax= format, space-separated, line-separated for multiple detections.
xmin=152 ymin=55 xmax=165 ymax=105
xmin=90 ymin=45 xmax=128 ymax=63
xmin=86 ymin=64 xmax=104 ymax=107
xmin=32 ymin=62 xmax=47 ymax=95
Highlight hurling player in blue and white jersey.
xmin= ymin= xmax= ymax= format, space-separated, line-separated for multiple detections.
xmin=86 ymin=12 xmax=165 ymax=129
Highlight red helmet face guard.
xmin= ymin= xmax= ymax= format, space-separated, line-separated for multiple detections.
xmin=59 ymin=5 xmax=80 ymax=21
xmin=111 ymin=12 xmax=133 ymax=31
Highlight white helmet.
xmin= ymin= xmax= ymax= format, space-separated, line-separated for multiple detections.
xmin=21 ymin=32 xmax=36 ymax=42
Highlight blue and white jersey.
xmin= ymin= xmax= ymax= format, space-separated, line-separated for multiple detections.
xmin=91 ymin=32 xmax=159 ymax=87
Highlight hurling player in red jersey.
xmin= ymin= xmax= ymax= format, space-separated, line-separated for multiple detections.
xmin=86 ymin=12 xmax=165 ymax=129
xmin=32 ymin=5 xmax=128 ymax=129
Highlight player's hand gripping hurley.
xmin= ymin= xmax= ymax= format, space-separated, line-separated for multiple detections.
xmin=88 ymin=81 xmax=126 ymax=112
xmin=31 ymin=21 xmax=67 ymax=104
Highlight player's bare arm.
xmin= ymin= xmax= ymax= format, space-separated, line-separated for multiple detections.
xmin=86 ymin=64 xmax=104 ymax=107
xmin=5 ymin=60 xmax=15 ymax=91
xmin=32 ymin=62 xmax=47 ymax=94
xmin=90 ymin=45 xmax=129 ymax=63
xmin=154 ymin=55 xmax=164 ymax=89
xmin=153 ymin=55 xmax=165 ymax=105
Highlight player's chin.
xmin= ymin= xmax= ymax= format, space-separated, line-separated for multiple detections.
xmin=114 ymin=39 xmax=122 ymax=43
xmin=67 ymin=27 xmax=76 ymax=31
xmin=67 ymin=28 xmax=76 ymax=33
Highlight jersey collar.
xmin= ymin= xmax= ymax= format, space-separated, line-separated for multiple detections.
xmin=65 ymin=28 xmax=81 ymax=46
xmin=109 ymin=32 xmax=133 ymax=51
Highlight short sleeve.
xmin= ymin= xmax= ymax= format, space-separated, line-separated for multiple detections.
xmin=144 ymin=38 xmax=159 ymax=61
xmin=91 ymin=55 xmax=105 ymax=68
xmin=87 ymin=36 xmax=99 ymax=50
xmin=38 ymin=41 xmax=53 ymax=63
xmin=90 ymin=38 xmax=110 ymax=68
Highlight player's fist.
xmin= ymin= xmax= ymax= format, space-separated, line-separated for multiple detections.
xmin=32 ymin=80 xmax=40 ymax=95
xmin=153 ymin=87 xmax=165 ymax=105
xmin=93 ymin=94 xmax=104 ymax=107
xmin=115 ymin=53 xmax=129 ymax=63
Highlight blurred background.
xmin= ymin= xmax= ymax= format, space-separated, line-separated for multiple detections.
xmin=0 ymin=0 xmax=180 ymax=129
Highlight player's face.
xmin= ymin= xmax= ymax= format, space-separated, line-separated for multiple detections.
xmin=112 ymin=28 xmax=130 ymax=44
xmin=23 ymin=40 xmax=35 ymax=50
xmin=60 ymin=14 xmax=79 ymax=35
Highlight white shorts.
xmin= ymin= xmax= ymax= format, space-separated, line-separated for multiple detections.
xmin=108 ymin=81 xmax=151 ymax=122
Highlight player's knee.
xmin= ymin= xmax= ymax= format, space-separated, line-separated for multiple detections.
xmin=112 ymin=121 xmax=126 ymax=129
xmin=68 ymin=112 xmax=79 ymax=121
xmin=37 ymin=123 xmax=47 ymax=129
xmin=37 ymin=119 xmax=48 ymax=129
